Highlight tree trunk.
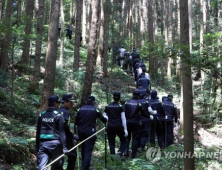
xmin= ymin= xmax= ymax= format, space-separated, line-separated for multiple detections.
xmin=0 ymin=0 xmax=5 ymax=20
xmin=103 ymin=0 xmax=111 ymax=77
xmin=81 ymin=0 xmax=100 ymax=106
xmin=16 ymin=0 xmax=22 ymax=25
xmin=29 ymin=0 xmax=45 ymax=93
xmin=58 ymin=0 xmax=65 ymax=67
xmin=180 ymin=0 xmax=194 ymax=169
xmin=20 ymin=0 xmax=34 ymax=65
xmin=73 ymin=0 xmax=83 ymax=71
xmin=0 ymin=0 xmax=13 ymax=70
xmin=96 ymin=0 xmax=104 ymax=67
xmin=82 ymin=0 xmax=87 ymax=45
xmin=40 ymin=0 xmax=60 ymax=111
xmin=148 ymin=0 xmax=154 ymax=75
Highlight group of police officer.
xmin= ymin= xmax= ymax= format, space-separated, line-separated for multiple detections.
xmin=35 ymin=48 xmax=179 ymax=170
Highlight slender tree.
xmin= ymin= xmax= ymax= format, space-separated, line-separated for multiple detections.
xmin=0 ymin=0 xmax=5 ymax=20
xmin=0 ymin=0 xmax=13 ymax=70
xmin=40 ymin=0 xmax=60 ymax=111
xmin=180 ymin=0 xmax=194 ymax=169
xmin=81 ymin=0 xmax=101 ymax=105
xmin=29 ymin=0 xmax=45 ymax=93
xmin=73 ymin=0 xmax=83 ymax=71
xmin=148 ymin=0 xmax=155 ymax=75
xmin=103 ymin=0 xmax=111 ymax=77
xmin=58 ymin=0 xmax=65 ymax=67
xmin=20 ymin=0 xmax=34 ymax=65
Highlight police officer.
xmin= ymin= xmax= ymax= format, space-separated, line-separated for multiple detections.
xmin=138 ymin=66 xmax=150 ymax=80
xmin=148 ymin=90 xmax=165 ymax=148
xmin=137 ymin=92 xmax=154 ymax=151
xmin=51 ymin=94 xmax=78 ymax=170
xmin=131 ymin=47 xmax=140 ymax=63
xmin=103 ymin=92 xmax=128 ymax=156
xmin=138 ymin=76 xmax=151 ymax=90
xmin=119 ymin=45 xmax=127 ymax=68
xmin=75 ymin=96 xmax=107 ymax=170
xmin=36 ymin=95 xmax=68 ymax=170
xmin=162 ymin=94 xmax=178 ymax=147
xmin=66 ymin=25 xmax=72 ymax=40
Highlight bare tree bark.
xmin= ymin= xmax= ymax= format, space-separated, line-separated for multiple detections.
xmin=148 ymin=0 xmax=155 ymax=75
xmin=0 ymin=0 xmax=13 ymax=70
xmin=96 ymin=0 xmax=104 ymax=67
xmin=0 ymin=0 xmax=5 ymax=20
xmin=81 ymin=0 xmax=100 ymax=106
xmin=29 ymin=0 xmax=45 ymax=93
xmin=103 ymin=0 xmax=111 ymax=77
xmin=20 ymin=0 xmax=34 ymax=65
xmin=73 ymin=0 xmax=83 ymax=71
xmin=180 ymin=0 xmax=194 ymax=169
xmin=82 ymin=0 xmax=87 ymax=45
xmin=40 ymin=0 xmax=60 ymax=111
xmin=58 ymin=0 xmax=65 ymax=67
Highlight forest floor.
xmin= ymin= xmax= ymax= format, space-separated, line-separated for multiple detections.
xmin=1 ymin=65 xmax=222 ymax=170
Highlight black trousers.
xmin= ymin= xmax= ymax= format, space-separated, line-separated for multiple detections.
xmin=51 ymin=138 xmax=77 ymax=170
xmin=79 ymin=131 xmax=96 ymax=170
xmin=162 ymin=120 xmax=174 ymax=147
xmin=139 ymin=120 xmax=150 ymax=149
xmin=37 ymin=140 xmax=63 ymax=170
xmin=150 ymin=118 xmax=164 ymax=148
xmin=126 ymin=121 xmax=142 ymax=158
xmin=107 ymin=126 xmax=126 ymax=155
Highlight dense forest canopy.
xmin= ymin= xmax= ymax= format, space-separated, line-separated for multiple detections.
xmin=0 ymin=0 xmax=222 ymax=169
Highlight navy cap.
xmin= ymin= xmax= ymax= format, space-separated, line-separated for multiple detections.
xmin=167 ymin=94 xmax=173 ymax=99
xmin=142 ymin=67 xmax=146 ymax=72
xmin=151 ymin=90 xmax=158 ymax=99
xmin=133 ymin=89 xmax=140 ymax=96
xmin=48 ymin=95 xmax=60 ymax=103
xmin=60 ymin=94 xmax=75 ymax=103
xmin=113 ymin=91 xmax=121 ymax=99
xmin=87 ymin=95 xmax=95 ymax=102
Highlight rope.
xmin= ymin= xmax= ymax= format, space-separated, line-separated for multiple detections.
xmin=41 ymin=127 xmax=106 ymax=170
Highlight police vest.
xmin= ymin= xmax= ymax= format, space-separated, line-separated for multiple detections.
xmin=39 ymin=110 xmax=61 ymax=140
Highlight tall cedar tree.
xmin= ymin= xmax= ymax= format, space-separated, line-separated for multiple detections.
xmin=81 ymin=0 xmax=101 ymax=105
xmin=20 ymin=0 xmax=34 ymax=65
xmin=40 ymin=0 xmax=60 ymax=111
xmin=102 ymin=0 xmax=111 ymax=77
xmin=180 ymin=0 xmax=194 ymax=169
xmin=73 ymin=0 xmax=83 ymax=71
xmin=29 ymin=0 xmax=45 ymax=93
xmin=0 ymin=0 xmax=13 ymax=70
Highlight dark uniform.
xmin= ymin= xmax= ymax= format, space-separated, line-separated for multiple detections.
xmin=103 ymin=92 xmax=127 ymax=156
xmin=124 ymin=90 xmax=144 ymax=158
xmin=66 ymin=26 xmax=72 ymax=40
xmin=162 ymin=94 xmax=178 ymax=147
xmin=131 ymin=48 xmax=140 ymax=64
xmin=138 ymin=76 xmax=151 ymax=90
xmin=137 ymin=93 xmax=152 ymax=150
xmin=36 ymin=95 xmax=68 ymax=170
xmin=148 ymin=90 xmax=165 ymax=148
xmin=51 ymin=94 xmax=77 ymax=170
xmin=75 ymin=96 xmax=107 ymax=170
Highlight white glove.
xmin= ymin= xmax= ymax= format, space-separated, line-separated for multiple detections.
xmin=177 ymin=118 xmax=180 ymax=123
xmin=134 ymin=81 xmax=137 ymax=85
xmin=150 ymin=115 xmax=154 ymax=120
xmin=103 ymin=112 xmax=108 ymax=121
xmin=124 ymin=129 xmax=128 ymax=137
xmin=152 ymin=110 xmax=157 ymax=115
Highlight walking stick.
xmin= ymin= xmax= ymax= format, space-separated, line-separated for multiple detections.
xmin=165 ymin=117 xmax=167 ymax=148
xmin=105 ymin=123 xmax=107 ymax=169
